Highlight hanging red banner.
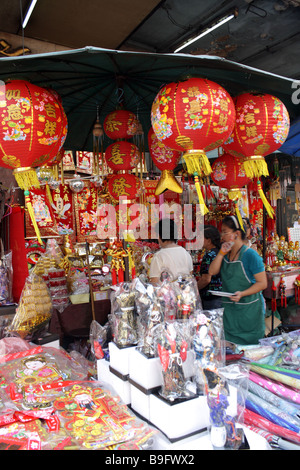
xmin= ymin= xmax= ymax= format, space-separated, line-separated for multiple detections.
xmin=74 ymin=181 xmax=98 ymax=242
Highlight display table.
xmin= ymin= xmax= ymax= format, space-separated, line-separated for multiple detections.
xmin=264 ymin=268 xmax=300 ymax=299
xmin=49 ymin=299 xmax=110 ymax=339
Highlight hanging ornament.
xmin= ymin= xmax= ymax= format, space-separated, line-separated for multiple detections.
xmin=92 ymin=175 xmax=103 ymax=188
xmin=223 ymin=92 xmax=290 ymax=179
xmin=148 ymin=127 xmax=182 ymax=195
xmin=48 ymin=179 xmax=60 ymax=191
xmin=107 ymin=173 xmax=140 ymax=203
xmin=0 ymin=79 xmax=67 ymax=243
xmin=279 ymin=275 xmax=287 ymax=308
xmin=103 ymin=109 xmax=138 ymax=140
xmin=68 ymin=174 xmax=85 ymax=193
xmin=295 ymin=275 xmax=300 ymax=305
xmin=151 ymin=77 xmax=235 ymax=213
xmin=211 ymin=152 xmax=250 ymax=228
xmin=105 ymin=140 xmax=140 ymax=172
xmin=92 ymin=107 xmax=104 ymax=175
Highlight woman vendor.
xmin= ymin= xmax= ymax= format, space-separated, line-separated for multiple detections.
xmin=197 ymin=225 xmax=222 ymax=310
xmin=208 ymin=215 xmax=267 ymax=345
xmin=149 ymin=218 xmax=193 ymax=284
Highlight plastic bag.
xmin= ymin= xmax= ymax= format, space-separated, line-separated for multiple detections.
xmin=110 ymin=282 xmax=137 ymax=347
xmin=89 ymin=319 xmax=110 ymax=360
xmin=134 ymin=277 xmax=164 ymax=357
xmin=0 ymin=250 xmax=13 ymax=305
xmin=7 ymin=273 xmax=53 ymax=340
xmin=154 ymin=320 xmax=195 ymax=402
xmin=192 ymin=308 xmax=225 ymax=394
xmin=173 ymin=274 xmax=202 ymax=320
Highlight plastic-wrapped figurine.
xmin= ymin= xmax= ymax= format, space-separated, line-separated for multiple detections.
xmin=134 ymin=278 xmax=164 ymax=357
xmin=155 ymin=321 xmax=193 ymax=401
xmin=192 ymin=309 xmax=225 ymax=394
xmin=173 ymin=274 xmax=202 ymax=320
xmin=156 ymin=271 xmax=177 ymax=321
xmin=110 ymin=282 xmax=137 ymax=348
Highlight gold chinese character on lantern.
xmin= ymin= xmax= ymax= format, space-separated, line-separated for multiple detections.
xmin=44 ymin=103 xmax=57 ymax=118
xmin=246 ymin=126 xmax=258 ymax=138
xmin=244 ymin=112 xmax=256 ymax=125
xmin=44 ymin=120 xmax=57 ymax=136
xmin=112 ymin=177 xmax=131 ymax=197
xmin=109 ymin=145 xmax=125 ymax=165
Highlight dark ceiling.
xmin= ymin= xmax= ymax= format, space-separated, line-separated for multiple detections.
xmin=1 ymin=0 xmax=300 ymax=80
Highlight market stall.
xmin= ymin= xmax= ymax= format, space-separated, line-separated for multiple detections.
xmin=1 ymin=49 xmax=300 ymax=451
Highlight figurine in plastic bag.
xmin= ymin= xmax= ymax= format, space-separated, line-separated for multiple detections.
xmin=192 ymin=309 xmax=225 ymax=394
xmin=155 ymin=321 xmax=193 ymax=402
xmin=173 ymin=274 xmax=202 ymax=320
xmin=156 ymin=271 xmax=177 ymax=321
xmin=203 ymin=364 xmax=247 ymax=449
xmin=134 ymin=278 xmax=164 ymax=357
xmin=110 ymin=282 xmax=137 ymax=347
xmin=90 ymin=319 xmax=109 ymax=360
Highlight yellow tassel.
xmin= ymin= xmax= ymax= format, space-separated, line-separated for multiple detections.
xmin=13 ymin=168 xmax=40 ymax=190
xmin=243 ymin=156 xmax=269 ymax=179
xmin=257 ymin=180 xmax=274 ymax=219
xmin=194 ymin=174 xmax=209 ymax=215
xmin=24 ymin=191 xmax=43 ymax=245
xmin=233 ymin=201 xmax=245 ymax=231
xmin=45 ymin=183 xmax=53 ymax=206
xmin=183 ymin=149 xmax=212 ymax=178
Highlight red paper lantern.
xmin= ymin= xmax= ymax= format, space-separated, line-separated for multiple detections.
xmin=151 ymin=77 xmax=235 ymax=213
xmin=105 ymin=140 xmax=140 ymax=172
xmin=211 ymin=153 xmax=250 ymax=190
xmin=211 ymin=153 xmax=250 ymax=227
xmin=0 ymin=80 xmax=67 ymax=175
xmin=151 ymin=77 xmax=235 ymax=170
xmin=107 ymin=173 xmax=140 ymax=203
xmin=148 ymin=127 xmax=182 ymax=195
xmin=223 ymin=92 xmax=290 ymax=177
xmin=103 ymin=110 xmax=138 ymax=140
xmin=0 ymin=79 xmax=68 ymax=244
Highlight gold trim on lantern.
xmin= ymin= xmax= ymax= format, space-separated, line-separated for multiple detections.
xmin=13 ymin=167 xmax=40 ymax=190
xmin=155 ymin=170 xmax=183 ymax=195
xmin=242 ymin=155 xmax=269 ymax=179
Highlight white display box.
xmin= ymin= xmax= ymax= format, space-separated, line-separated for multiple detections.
xmin=109 ymin=367 xmax=131 ymax=405
xmin=129 ymin=349 xmax=162 ymax=390
xmin=97 ymin=358 xmax=112 ymax=384
xmin=129 ymin=379 xmax=160 ymax=422
xmin=149 ymin=393 xmax=210 ymax=441
xmin=108 ymin=341 xmax=136 ymax=376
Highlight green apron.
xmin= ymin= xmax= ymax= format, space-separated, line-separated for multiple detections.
xmin=220 ymin=245 xmax=265 ymax=345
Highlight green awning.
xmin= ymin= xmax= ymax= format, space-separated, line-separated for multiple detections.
xmin=0 ymin=46 xmax=298 ymax=151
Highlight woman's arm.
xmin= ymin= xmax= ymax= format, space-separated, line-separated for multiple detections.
xmin=197 ymin=273 xmax=212 ymax=290
xmin=229 ymin=271 xmax=267 ymax=302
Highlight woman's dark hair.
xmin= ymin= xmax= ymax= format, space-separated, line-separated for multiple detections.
xmin=156 ymin=218 xmax=178 ymax=242
xmin=204 ymin=225 xmax=221 ymax=249
xmin=222 ymin=215 xmax=246 ymax=240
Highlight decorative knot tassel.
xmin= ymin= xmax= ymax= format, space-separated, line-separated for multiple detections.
xmin=24 ymin=190 xmax=43 ymax=245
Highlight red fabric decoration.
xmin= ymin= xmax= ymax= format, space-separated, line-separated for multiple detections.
xmin=9 ymin=206 xmax=29 ymax=302
xmin=223 ymin=92 xmax=290 ymax=160
xmin=211 ymin=153 xmax=250 ymax=227
xmin=0 ymin=80 xmax=68 ymax=173
xmin=107 ymin=173 xmax=140 ymax=203
xmin=103 ymin=110 xmax=138 ymax=140
xmin=211 ymin=153 xmax=250 ymax=191
xmin=151 ymin=77 xmax=235 ymax=212
xmin=148 ymin=127 xmax=182 ymax=194
xmin=151 ymin=77 xmax=235 ymax=166
xmin=105 ymin=141 xmax=140 ymax=172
